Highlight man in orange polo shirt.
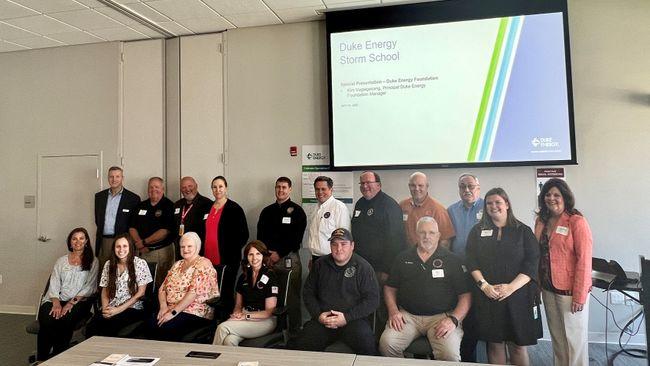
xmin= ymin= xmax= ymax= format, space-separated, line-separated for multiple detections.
xmin=399 ymin=172 xmax=455 ymax=248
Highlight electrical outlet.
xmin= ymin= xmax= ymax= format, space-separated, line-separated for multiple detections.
xmin=609 ymin=292 xmax=624 ymax=305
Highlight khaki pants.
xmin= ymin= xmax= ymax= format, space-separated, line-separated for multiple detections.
xmin=213 ymin=317 xmax=277 ymax=346
xmin=542 ymin=289 xmax=590 ymax=366
xmin=379 ymin=309 xmax=463 ymax=361
xmin=140 ymin=244 xmax=175 ymax=289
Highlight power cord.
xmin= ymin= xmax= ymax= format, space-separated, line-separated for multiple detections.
xmin=591 ymin=280 xmax=647 ymax=365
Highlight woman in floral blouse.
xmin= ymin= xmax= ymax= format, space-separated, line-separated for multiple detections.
xmin=91 ymin=234 xmax=152 ymax=336
xmin=149 ymin=231 xmax=219 ymax=341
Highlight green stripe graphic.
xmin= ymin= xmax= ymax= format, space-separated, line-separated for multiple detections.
xmin=467 ymin=18 xmax=509 ymax=162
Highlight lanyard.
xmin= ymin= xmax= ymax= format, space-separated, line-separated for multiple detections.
xmin=181 ymin=204 xmax=194 ymax=224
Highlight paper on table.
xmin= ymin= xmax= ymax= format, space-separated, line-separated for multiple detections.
xmin=237 ymin=362 xmax=259 ymax=366
xmin=116 ymin=356 xmax=160 ymax=365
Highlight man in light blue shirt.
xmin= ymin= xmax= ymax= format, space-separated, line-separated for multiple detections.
xmin=447 ymin=173 xmax=483 ymax=260
xmin=446 ymin=173 xmax=483 ymax=362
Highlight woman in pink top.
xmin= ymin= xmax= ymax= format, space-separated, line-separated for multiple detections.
xmin=149 ymin=232 xmax=219 ymax=341
xmin=535 ymin=179 xmax=593 ymax=366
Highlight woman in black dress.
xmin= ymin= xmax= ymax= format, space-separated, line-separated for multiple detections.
xmin=466 ymin=188 xmax=541 ymax=365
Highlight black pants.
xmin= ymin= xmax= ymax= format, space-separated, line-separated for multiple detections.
xmin=147 ymin=311 xmax=211 ymax=342
xmin=289 ymin=318 xmax=378 ymax=355
xmin=37 ymin=300 xmax=92 ymax=361
xmin=87 ymin=308 xmax=146 ymax=337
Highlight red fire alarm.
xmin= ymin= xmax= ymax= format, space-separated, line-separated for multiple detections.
xmin=290 ymin=146 xmax=298 ymax=156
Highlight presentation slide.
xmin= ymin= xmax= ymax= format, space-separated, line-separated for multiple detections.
xmin=330 ymin=12 xmax=572 ymax=167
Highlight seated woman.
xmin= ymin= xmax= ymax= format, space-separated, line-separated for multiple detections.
xmin=37 ymin=227 xmax=99 ymax=362
xmin=213 ymin=240 xmax=278 ymax=346
xmin=149 ymin=232 xmax=219 ymax=341
xmin=91 ymin=234 xmax=152 ymax=337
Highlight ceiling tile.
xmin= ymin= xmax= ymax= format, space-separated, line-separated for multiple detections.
xmin=156 ymin=20 xmax=193 ymax=36
xmin=121 ymin=2 xmax=171 ymax=22
xmin=48 ymin=9 xmax=124 ymax=30
xmin=0 ymin=21 xmax=39 ymax=40
xmin=89 ymin=26 xmax=148 ymax=40
xmin=11 ymin=0 xmax=87 ymax=13
xmin=225 ymin=11 xmax=281 ymax=28
xmin=3 ymin=15 xmax=79 ymax=34
xmin=201 ymin=0 xmax=268 ymax=15
xmin=113 ymin=0 xmax=142 ymax=4
xmin=10 ymin=36 xmax=66 ymax=48
xmin=145 ymin=0 xmax=218 ymax=20
xmin=127 ymin=23 xmax=166 ymax=37
xmin=264 ymin=0 xmax=324 ymax=11
xmin=93 ymin=6 xmax=141 ymax=26
xmin=0 ymin=0 xmax=39 ymax=20
xmin=275 ymin=6 xmax=324 ymax=23
xmin=73 ymin=0 xmax=104 ymax=7
xmin=0 ymin=40 xmax=30 ymax=51
xmin=176 ymin=15 xmax=233 ymax=33
xmin=47 ymin=30 xmax=105 ymax=43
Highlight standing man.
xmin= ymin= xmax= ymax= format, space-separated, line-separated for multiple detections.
xmin=257 ymin=176 xmax=307 ymax=333
xmin=173 ymin=176 xmax=212 ymax=259
xmin=447 ymin=173 xmax=483 ymax=259
xmin=94 ymin=166 xmax=140 ymax=265
xmin=379 ymin=217 xmax=470 ymax=361
xmin=129 ymin=177 xmax=175 ymax=288
xmin=307 ymin=176 xmax=350 ymax=266
xmin=289 ymin=228 xmax=379 ymax=355
xmin=447 ymin=173 xmax=483 ymax=362
xmin=399 ymin=172 xmax=455 ymax=248
xmin=351 ymin=171 xmax=405 ymax=283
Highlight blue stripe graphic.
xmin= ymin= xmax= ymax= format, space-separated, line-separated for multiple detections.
xmin=479 ymin=16 xmax=521 ymax=161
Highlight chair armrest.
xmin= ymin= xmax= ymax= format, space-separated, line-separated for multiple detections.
xmin=273 ymin=306 xmax=287 ymax=316
xmin=205 ymin=296 xmax=222 ymax=307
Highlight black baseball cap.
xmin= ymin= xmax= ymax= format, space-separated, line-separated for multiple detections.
xmin=328 ymin=228 xmax=353 ymax=242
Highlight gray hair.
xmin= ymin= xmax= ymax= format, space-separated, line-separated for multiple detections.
xmin=409 ymin=171 xmax=428 ymax=183
xmin=415 ymin=216 xmax=438 ymax=232
xmin=458 ymin=173 xmax=479 ymax=185
xmin=181 ymin=232 xmax=202 ymax=254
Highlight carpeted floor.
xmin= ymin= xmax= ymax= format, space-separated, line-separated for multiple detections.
xmin=2 ymin=313 xmax=645 ymax=365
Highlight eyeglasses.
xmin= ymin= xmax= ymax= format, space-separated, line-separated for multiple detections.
xmin=459 ymin=184 xmax=479 ymax=191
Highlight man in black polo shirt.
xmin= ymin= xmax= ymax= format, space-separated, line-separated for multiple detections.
xmin=173 ymin=176 xmax=212 ymax=259
xmin=256 ymin=176 xmax=307 ymax=333
xmin=379 ymin=216 xmax=471 ymax=361
xmin=129 ymin=177 xmax=175 ymax=288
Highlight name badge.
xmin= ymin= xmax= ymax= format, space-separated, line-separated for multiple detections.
xmin=260 ymin=274 xmax=269 ymax=284
xmin=476 ymin=210 xmax=483 ymax=220
xmin=174 ymin=208 xmax=180 ymax=214
xmin=203 ymin=214 xmax=208 ymax=220
xmin=122 ymin=209 xmax=130 ymax=213
xmin=533 ymin=306 xmax=539 ymax=319
xmin=402 ymin=214 xmax=408 ymax=221
xmin=431 ymin=269 xmax=445 ymax=278
xmin=354 ymin=210 xmax=361 ymax=217
xmin=138 ymin=209 xmax=147 ymax=216
xmin=271 ymin=286 xmax=278 ymax=294
xmin=556 ymin=226 xmax=569 ymax=236
xmin=282 ymin=217 xmax=291 ymax=224
xmin=481 ymin=229 xmax=493 ymax=237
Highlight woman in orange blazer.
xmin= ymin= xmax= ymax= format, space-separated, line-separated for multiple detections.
xmin=535 ymin=179 xmax=592 ymax=366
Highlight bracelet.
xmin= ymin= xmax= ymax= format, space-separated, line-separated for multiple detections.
xmin=445 ymin=313 xmax=459 ymax=328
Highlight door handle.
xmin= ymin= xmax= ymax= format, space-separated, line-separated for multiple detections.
xmin=38 ymin=235 xmax=51 ymax=242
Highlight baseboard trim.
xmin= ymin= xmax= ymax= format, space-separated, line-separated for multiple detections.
xmin=0 ymin=305 xmax=36 ymax=315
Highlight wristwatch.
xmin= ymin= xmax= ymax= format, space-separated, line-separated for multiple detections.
xmin=245 ymin=314 xmax=252 ymax=320
xmin=476 ymin=279 xmax=486 ymax=289
xmin=446 ymin=313 xmax=459 ymax=328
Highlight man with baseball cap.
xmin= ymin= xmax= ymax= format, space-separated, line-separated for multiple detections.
xmin=289 ymin=228 xmax=379 ymax=355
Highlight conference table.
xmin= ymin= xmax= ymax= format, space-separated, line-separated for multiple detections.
xmin=41 ymin=336 xmax=487 ymax=365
